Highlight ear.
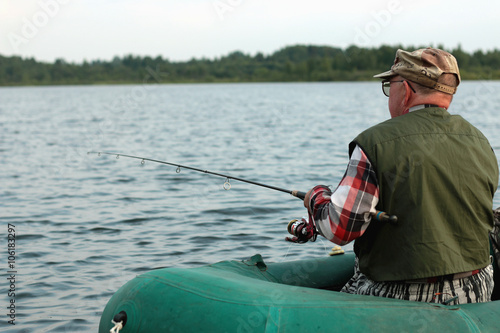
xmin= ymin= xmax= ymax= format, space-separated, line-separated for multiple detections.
xmin=403 ymin=81 xmax=413 ymax=106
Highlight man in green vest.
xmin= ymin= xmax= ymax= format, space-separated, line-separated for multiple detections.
xmin=302 ymin=48 xmax=498 ymax=304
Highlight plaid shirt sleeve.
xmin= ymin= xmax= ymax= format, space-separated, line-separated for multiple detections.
xmin=307 ymin=145 xmax=379 ymax=245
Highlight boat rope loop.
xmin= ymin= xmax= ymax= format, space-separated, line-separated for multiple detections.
xmin=110 ymin=320 xmax=123 ymax=333
xmin=110 ymin=311 xmax=127 ymax=333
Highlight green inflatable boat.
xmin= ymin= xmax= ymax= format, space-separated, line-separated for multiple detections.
xmin=99 ymin=251 xmax=500 ymax=332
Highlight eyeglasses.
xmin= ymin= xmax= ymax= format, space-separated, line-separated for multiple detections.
xmin=382 ymin=80 xmax=416 ymax=97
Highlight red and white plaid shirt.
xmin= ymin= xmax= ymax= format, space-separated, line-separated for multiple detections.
xmin=307 ymin=146 xmax=379 ymax=245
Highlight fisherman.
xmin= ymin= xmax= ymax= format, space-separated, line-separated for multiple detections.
xmin=301 ymin=48 xmax=498 ymax=304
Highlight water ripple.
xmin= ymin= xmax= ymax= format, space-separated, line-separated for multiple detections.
xmin=4 ymin=82 xmax=500 ymax=332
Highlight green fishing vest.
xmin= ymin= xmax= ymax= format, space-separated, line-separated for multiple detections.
xmin=350 ymin=107 xmax=498 ymax=281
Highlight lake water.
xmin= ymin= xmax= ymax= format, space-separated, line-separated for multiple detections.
xmin=2 ymin=81 xmax=500 ymax=332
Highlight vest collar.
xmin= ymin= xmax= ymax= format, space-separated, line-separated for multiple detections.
xmin=408 ymin=104 xmax=446 ymax=113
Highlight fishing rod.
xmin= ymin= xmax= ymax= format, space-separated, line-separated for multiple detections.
xmin=88 ymin=151 xmax=306 ymax=198
xmin=87 ymin=151 xmax=397 ymax=223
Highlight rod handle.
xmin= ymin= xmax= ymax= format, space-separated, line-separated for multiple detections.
xmin=291 ymin=191 xmax=397 ymax=224
xmin=373 ymin=210 xmax=398 ymax=224
xmin=291 ymin=190 xmax=307 ymax=200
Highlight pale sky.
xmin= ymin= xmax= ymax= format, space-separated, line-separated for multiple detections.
xmin=1 ymin=0 xmax=499 ymax=63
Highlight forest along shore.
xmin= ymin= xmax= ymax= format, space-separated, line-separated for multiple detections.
xmin=2 ymin=44 xmax=500 ymax=86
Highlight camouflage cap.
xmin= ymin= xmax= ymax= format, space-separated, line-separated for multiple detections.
xmin=374 ymin=48 xmax=461 ymax=94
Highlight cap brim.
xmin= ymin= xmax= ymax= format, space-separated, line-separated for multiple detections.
xmin=373 ymin=70 xmax=395 ymax=79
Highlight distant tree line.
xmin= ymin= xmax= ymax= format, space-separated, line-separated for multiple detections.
xmin=1 ymin=44 xmax=499 ymax=86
